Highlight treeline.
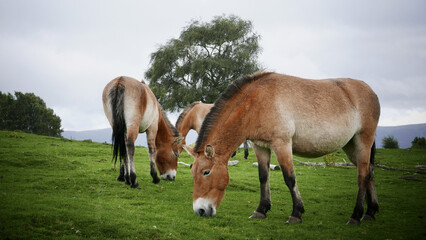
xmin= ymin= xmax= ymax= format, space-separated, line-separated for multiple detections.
xmin=0 ymin=91 xmax=62 ymax=137
xmin=382 ymin=135 xmax=426 ymax=149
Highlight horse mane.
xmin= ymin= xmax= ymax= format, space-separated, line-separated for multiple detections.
xmin=194 ymin=72 xmax=274 ymax=152
xmin=159 ymin=105 xmax=181 ymax=137
xmin=175 ymin=101 xmax=201 ymax=130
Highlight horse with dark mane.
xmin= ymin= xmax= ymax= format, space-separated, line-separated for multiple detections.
xmin=102 ymin=76 xmax=183 ymax=188
xmin=185 ymin=72 xmax=380 ymax=225
xmin=176 ymin=101 xmax=250 ymax=159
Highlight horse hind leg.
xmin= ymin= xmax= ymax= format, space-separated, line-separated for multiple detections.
xmin=249 ymin=143 xmax=272 ymax=219
xmin=244 ymin=141 xmax=249 ymax=159
xmin=362 ymin=141 xmax=379 ymax=221
xmin=117 ymin=164 xmax=125 ymax=182
xmin=343 ymin=136 xmax=378 ymax=225
xmin=146 ymin=127 xmax=161 ymax=184
xmin=124 ymin=126 xmax=140 ymax=188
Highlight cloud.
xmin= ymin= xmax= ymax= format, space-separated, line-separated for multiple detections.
xmin=1 ymin=0 xmax=425 ymax=130
xmin=380 ymin=107 xmax=426 ymax=126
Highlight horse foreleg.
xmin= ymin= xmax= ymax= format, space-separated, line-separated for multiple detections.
xmin=249 ymin=143 xmax=271 ymax=219
xmin=146 ymin=128 xmax=161 ymax=184
xmin=274 ymin=142 xmax=304 ymax=223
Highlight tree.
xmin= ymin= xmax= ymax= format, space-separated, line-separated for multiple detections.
xmin=382 ymin=135 xmax=399 ymax=149
xmin=145 ymin=15 xmax=262 ymax=111
xmin=0 ymin=91 xmax=63 ymax=137
xmin=411 ymin=137 xmax=426 ymax=148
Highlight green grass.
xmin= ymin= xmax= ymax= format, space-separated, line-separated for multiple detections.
xmin=0 ymin=130 xmax=425 ymax=239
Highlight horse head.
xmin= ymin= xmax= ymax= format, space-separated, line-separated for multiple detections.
xmin=156 ymin=135 xmax=184 ymax=181
xmin=185 ymin=144 xmax=229 ymax=217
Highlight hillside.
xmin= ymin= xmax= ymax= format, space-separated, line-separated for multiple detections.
xmin=1 ymin=131 xmax=425 ymax=239
xmin=376 ymin=123 xmax=426 ymax=148
xmin=63 ymin=123 xmax=426 ymax=149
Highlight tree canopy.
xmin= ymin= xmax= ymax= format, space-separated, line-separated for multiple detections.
xmin=0 ymin=91 xmax=63 ymax=137
xmin=145 ymin=15 xmax=262 ymax=111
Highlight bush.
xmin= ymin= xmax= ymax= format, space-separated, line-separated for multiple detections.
xmin=411 ymin=137 xmax=426 ymax=149
xmin=382 ymin=135 xmax=399 ymax=149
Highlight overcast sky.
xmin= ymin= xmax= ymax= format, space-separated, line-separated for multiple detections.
xmin=1 ymin=0 xmax=425 ymax=131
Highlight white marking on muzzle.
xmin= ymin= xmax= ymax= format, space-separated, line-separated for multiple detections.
xmin=193 ymin=198 xmax=216 ymax=217
xmin=160 ymin=169 xmax=176 ymax=180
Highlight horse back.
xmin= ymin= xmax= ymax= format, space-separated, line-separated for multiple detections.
xmin=192 ymin=103 xmax=214 ymax=132
xmin=246 ymin=74 xmax=379 ymax=156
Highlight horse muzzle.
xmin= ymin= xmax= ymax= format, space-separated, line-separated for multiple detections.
xmin=193 ymin=198 xmax=216 ymax=217
xmin=160 ymin=170 xmax=176 ymax=181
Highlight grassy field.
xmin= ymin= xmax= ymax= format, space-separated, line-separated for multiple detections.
xmin=0 ymin=130 xmax=425 ymax=239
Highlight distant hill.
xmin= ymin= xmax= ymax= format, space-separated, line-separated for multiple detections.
xmin=376 ymin=123 xmax=426 ymax=148
xmin=62 ymin=128 xmax=199 ymax=147
xmin=62 ymin=123 xmax=426 ymax=149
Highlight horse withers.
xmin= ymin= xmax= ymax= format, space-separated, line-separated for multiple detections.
xmin=177 ymin=102 xmax=250 ymax=159
xmin=102 ymin=76 xmax=183 ymax=187
xmin=185 ymin=72 xmax=380 ymax=225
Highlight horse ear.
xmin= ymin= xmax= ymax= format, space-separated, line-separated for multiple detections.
xmin=174 ymin=136 xmax=184 ymax=145
xmin=205 ymin=144 xmax=215 ymax=159
xmin=183 ymin=145 xmax=196 ymax=159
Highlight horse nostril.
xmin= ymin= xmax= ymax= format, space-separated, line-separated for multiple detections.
xmin=198 ymin=208 xmax=205 ymax=216
xmin=171 ymin=175 xmax=175 ymax=181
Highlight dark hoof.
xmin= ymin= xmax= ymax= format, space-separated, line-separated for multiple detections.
xmin=117 ymin=175 xmax=125 ymax=182
xmin=130 ymin=183 xmax=139 ymax=189
xmin=361 ymin=214 xmax=375 ymax=221
xmin=249 ymin=211 xmax=267 ymax=219
xmin=152 ymin=178 xmax=161 ymax=184
xmin=286 ymin=216 xmax=302 ymax=224
xmin=346 ymin=218 xmax=361 ymax=225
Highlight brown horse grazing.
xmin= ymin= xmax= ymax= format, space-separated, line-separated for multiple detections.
xmin=176 ymin=102 xmax=250 ymax=159
xmin=175 ymin=102 xmax=213 ymax=150
xmin=102 ymin=76 xmax=183 ymax=187
xmin=185 ymin=72 xmax=380 ymax=225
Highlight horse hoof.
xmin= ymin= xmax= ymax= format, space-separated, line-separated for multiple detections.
xmin=249 ymin=211 xmax=266 ymax=219
xmin=153 ymin=179 xmax=161 ymax=184
xmin=361 ymin=214 xmax=375 ymax=221
xmin=117 ymin=176 xmax=125 ymax=182
xmin=346 ymin=218 xmax=361 ymax=225
xmin=130 ymin=183 xmax=139 ymax=189
xmin=286 ymin=216 xmax=302 ymax=224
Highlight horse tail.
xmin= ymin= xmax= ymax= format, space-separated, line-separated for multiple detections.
xmin=370 ymin=141 xmax=376 ymax=165
xmin=109 ymin=80 xmax=127 ymax=165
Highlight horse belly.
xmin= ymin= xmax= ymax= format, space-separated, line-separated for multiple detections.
xmin=292 ymin=120 xmax=358 ymax=158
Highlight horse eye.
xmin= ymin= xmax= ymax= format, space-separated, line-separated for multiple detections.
xmin=202 ymin=170 xmax=211 ymax=176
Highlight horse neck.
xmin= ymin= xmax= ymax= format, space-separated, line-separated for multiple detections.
xmin=155 ymin=110 xmax=176 ymax=145
xmin=177 ymin=116 xmax=192 ymax=137
xmin=204 ymin=112 xmax=247 ymax=162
